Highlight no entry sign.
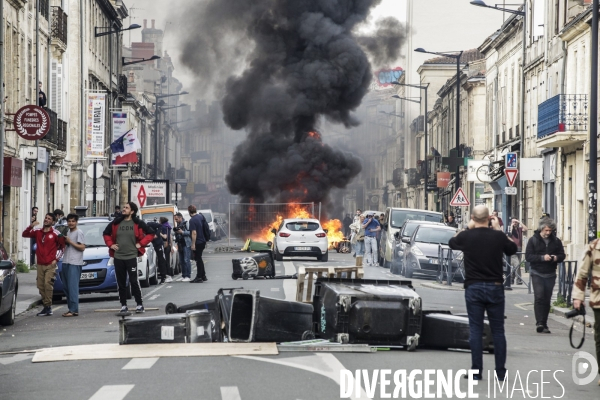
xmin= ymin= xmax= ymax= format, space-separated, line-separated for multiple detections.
xmin=13 ymin=105 xmax=51 ymax=140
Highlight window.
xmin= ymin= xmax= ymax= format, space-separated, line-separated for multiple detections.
xmin=390 ymin=210 xmax=443 ymax=229
xmin=414 ymin=227 xmax=455 ymax=245
xmin=285 ymin=222 xmax=320 ymax=232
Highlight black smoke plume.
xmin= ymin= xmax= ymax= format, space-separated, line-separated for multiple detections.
xmin=174 ymin=0 xmax=404 ymax=210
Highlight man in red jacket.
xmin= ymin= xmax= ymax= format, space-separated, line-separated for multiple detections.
xmin=22 ymin=213 xmax=66 ymax=316
xmin=103 ymin=202 xmax=155 ymax=313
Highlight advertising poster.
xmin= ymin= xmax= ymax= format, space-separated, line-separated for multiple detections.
xmin=86 ymin=93 xmax=106 ymax=158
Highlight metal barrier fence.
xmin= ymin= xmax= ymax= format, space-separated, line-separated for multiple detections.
xmin=557 ymin=261 xmax=578 ymax=307
xmin=228 ymin=202 xmax=319 ymax=246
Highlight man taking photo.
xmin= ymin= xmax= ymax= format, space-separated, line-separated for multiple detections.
xmin=22 ymin=213 xmax=66 ymax=316
xmin=103 ymin=202 xmax=155 ymax=313
xmin=449 ymin=205 xmax=517 ymax=381
xmin=174 ymin=212 xmax=192 ymax=281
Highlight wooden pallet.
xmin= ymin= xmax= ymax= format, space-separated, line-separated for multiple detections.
xmin=296 ymin=266 xmax=364 ymax=303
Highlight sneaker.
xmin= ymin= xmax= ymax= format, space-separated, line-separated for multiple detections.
xmin=120 ymin=305 xmax=129 ymax=313
xmin=36 ymin=307 xmax=50 ymax=316
xmin=46 ymin=306 xmax=53 ymax=316
xmin=159 ymin=280 xmax=166 ymax=285
xmin=136 ymin=305 xmax=145 ymax=313
xmin=182 ymin=277 xmax=190 ymax=282
xmin=201 ymin=276 xmax=208 ymax=282
xmin=536 ymin=324 xmax=544 ymax=333
xmin=165 ymin=276 xmax=173 ymax=283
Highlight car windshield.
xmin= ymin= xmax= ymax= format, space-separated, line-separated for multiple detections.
xmin=77 ymin=221 xmax=109 ymax=247
xmin=286 ymin=222 xmax=320 ymax=231
xmin=391 ymin=210 xmax=443 ymax=228
xmin=414 ymin=228 xmax=456 ymax=245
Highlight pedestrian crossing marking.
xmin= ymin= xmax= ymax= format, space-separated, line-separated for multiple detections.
xmin=89 ymin=385 xmax=134 ymax=400
xmin=220 ymin=386 xmax=242 ymax=400
xmin=122 ymin=357 xmax=159 ymax=370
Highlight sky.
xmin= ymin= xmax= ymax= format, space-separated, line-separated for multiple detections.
xmin=127 ymin=0 xmax=404 ymax=93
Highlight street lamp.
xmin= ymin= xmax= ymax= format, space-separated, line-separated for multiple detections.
xmin=415 ymin=48 xmax=463 ymax=200
xmin=470 ymin=1 xmax=527 ymax=224
xmin=122 ymin=55 xmax=161 ymax=66
xmin=94 ymin=24 xmax=141 ymax=37
xmin=392 ymin=81 xmax=431 ymax=210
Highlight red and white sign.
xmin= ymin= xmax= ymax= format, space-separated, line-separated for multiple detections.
xmin=437 ymin=172 xmax=451 ymax=188
xmin=505 ymin=169 xmax=518 ymax=187
xmin=450 ymin=188 xmax=470 ymax=207
xmin=13 ymin=105 xmax=50 ymax=140
xmin=129 ymin=180 xmax=169 ymax=209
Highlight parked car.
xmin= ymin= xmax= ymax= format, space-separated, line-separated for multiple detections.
xmin=390 ymin=220 xmax=446 ymax=275
xmin=272 ymin=218 xmax=328 ymax=261
xmin=53 ymin=217 xmax=158 ymax=301
xmin=401 ymin=224 xmax=462 ymax=280
xmin=0 ymin=243 xmax=17 ymax=326
xmin=199 ymin=209 xmax=220 ymax=241
xmin=379 ymin=208 xmax=444 ymax=268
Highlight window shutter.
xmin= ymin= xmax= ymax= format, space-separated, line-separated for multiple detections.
xmin=50 ymin=60 xmax=57 ymax=112
xmin=56 ymin=64 xmax=63 ymax=119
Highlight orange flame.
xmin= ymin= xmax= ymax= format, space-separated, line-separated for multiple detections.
xmin=322 ymin=219 xmax=345 ymax=248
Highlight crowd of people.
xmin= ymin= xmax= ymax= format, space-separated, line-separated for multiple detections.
xmin=23 ymin=203 xmax=211 ymax=317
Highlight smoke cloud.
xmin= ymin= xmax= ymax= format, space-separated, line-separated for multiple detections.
xmin=173 ymin=0 xmax=404 ymax=208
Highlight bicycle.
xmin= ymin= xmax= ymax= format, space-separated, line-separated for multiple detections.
xmin=476 ymin=159 xmax=505 ymax=182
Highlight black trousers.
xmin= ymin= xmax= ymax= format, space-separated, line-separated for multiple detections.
xmin=115 ymin=258 xmax=143 ymax=306
xmin=154 ymin=246 xmax=167 ymax=281
xmin=194 ymin=242 xmax=206 ymax=279
xmin=164 ymin=245 xmax=173 ymax=276
xmin=531 ymin=273 xmax=556 ymax=326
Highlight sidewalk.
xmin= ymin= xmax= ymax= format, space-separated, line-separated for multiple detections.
xmin=15 ymin=269 xmax=42 ymax=315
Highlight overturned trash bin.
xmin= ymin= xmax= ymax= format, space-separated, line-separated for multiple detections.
xmin=419 ymin=311 xmax=494 ymax=352
xmin=119 ymin=310 xmax=212 ymax=345
xmin=228 ymin=289 xmax=313 ymax=343
xmin=312 ymin=278 xmax=422 ymax=349
xmin=232 ymin=253 xmax=275 ymax=280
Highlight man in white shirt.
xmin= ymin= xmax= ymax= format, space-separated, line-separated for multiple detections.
xmin=60 ymin=214 xmax=86 ymax=317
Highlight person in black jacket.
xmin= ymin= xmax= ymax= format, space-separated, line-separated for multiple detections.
xmin=525 ymin=218 xmax=565 ymax=334
xmin=449 ymin=205 xmax=517 ymax=381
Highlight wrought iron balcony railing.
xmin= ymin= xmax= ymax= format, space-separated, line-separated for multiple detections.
xmin=51 ymin=7 xmax=68 ymax=46
xmin=538 ymin=94 xmax=588 ymax=139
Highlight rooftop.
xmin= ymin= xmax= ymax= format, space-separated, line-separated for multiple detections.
xmin=424 ymin=48 xmax=484 ymax=65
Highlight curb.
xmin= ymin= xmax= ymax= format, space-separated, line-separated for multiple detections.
xmin=552 ymin=306 xmax=595 ymax=326
xmin=420 ymin=282 xmax=464 ymax=291
xmin=16 ymin=297 xmax=42 ymax=316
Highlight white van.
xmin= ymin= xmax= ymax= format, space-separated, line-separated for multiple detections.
xmin=198 ymin=209 xmax=218 ymax=241
xmin=378 ymin=208 xmax=444 ymax=268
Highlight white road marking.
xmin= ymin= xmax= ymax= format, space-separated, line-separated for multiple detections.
xmin=283 ymin=261 xmax=297 ymax=300
xmin=148 ymin=294 xmax=160 ymax=301
xmin=238 ymin=353 xmax=367 ymax=400
xmin=142 ymin=286 xmax=162 ymax=299
xmin=88 ymin=385 xmax=134 ymax=400
xmin=220 ymin=386 xmax=242 ymax=400
xmin=122 ymin=357 xmax=159 ymax=370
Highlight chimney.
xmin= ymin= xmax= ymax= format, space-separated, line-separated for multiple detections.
xmin=152 ymin=19 xmax=155 ymax=29
xmin=143 ymin=19 xmax=147 ymax=29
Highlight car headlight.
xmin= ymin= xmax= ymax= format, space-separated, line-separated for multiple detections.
xmin=411 ymin=247 xmax=424 ymax=256
xmin=107 ymin=257 xmax=114 ymax=266
xmin=137 ymin=256 xmax=143 ymax=263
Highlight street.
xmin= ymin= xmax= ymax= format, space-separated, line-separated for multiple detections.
xmin=1 ymin=241 xmax=597 ymax=400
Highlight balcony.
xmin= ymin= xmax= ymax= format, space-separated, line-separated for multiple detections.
xmin=43 ymin=108 xmax=67 ymax=152
xmin=51 ymin=7 xmax=68 ymax=51
xmin=392 ymin=168 xmax=404 ymax=188
xmin=537 ymin=94 xmax=588 ymax=148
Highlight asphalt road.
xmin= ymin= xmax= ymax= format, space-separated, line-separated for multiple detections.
xmin=1 ymin=241 xmax=598 ymax=400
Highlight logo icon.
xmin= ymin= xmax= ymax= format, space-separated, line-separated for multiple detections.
xmin=572 ymin=351 xmax=599 ymax=385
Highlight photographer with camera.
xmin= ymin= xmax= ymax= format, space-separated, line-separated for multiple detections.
xmin=525 ymin=218 xmax=565 ymax=334
xmin=572 ymin=239 xmax=600 ymax=379
xmin=362 ymin=213 xmax=381 ymax=267
xmin=174 ymin=212 xmax=192 ymax=282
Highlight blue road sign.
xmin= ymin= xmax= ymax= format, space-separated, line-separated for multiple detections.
xmin=505 ymin=152 xmax=517 ymax=169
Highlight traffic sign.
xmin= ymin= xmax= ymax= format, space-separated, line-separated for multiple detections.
xmin=450 ymin=188 xmax=470 ymax=207
xmin=505 ymin=169 xmax=518 ymax=187
xmin=87 ymin=163 xmax=104 ymax=178
xmin=505 ymin=152 xmax=517 ymax=168
xmin=504 ymin=187 xmax=517 ymax=195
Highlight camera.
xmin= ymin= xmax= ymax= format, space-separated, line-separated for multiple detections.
xmin=565 ymin=305 xmax=586 ymax=319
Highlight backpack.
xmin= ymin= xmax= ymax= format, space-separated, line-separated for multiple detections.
xmin=198 ymin=213 xmax=211 ymax=241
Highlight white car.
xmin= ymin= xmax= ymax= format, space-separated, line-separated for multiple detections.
xmin=272 ymin=218 xmax=329 ymax=262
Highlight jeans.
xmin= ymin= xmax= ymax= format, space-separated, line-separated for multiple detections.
xmin=465 ymin=282 xmax=507 ymax=379
xmin=115 ymin=258 xmax=143 ymax=306
xmin=354 ymin=240 xmax=364 ymax=256
xmin=178 ymin=246 xmax=192 ymax=278
xmin=60 ymin=263 xmax=82 ymax=313
xmin=193 ymin=242 xmax=207 ymax=279
xmin=531 ymin=273 xmax=556 ymax=327
xmin=364 ymin=236 xmax=377 ymax=266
